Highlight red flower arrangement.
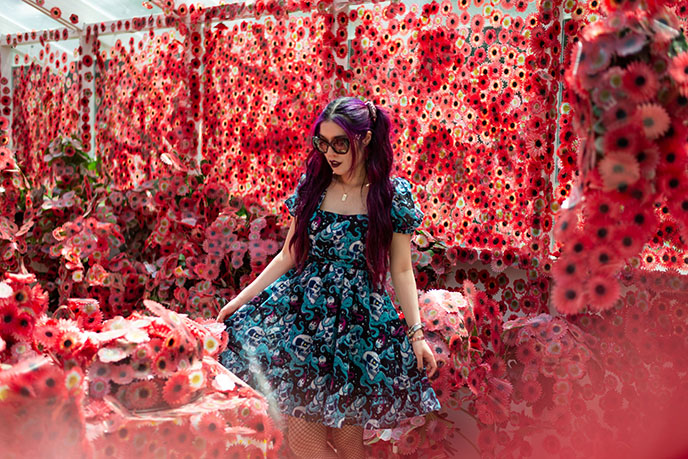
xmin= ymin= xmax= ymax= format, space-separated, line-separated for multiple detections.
xmin=555 ymin=4 xmax=688 ymax=314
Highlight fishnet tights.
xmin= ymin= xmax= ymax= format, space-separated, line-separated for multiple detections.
xmin=286 ymin=416 xmax=366 ymax=459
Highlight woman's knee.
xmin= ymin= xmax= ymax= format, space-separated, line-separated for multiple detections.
xmin=287 ymin=416 xmax=336 ymax=458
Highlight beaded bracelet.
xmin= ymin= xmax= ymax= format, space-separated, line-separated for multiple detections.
xmin=409 ymin=334 xmax=425 ymax=343
xmin=406 ymin=322 xmax=425 ymax=338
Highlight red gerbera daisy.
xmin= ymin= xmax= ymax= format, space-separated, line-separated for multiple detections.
xmin=76 ymin=310 xmax=104 ymax=331
xmin=586 ymin=275 xmax=621 ymax=312
xmin=35 ymin=365 xmax=67 ymax=398
xmin=637 ymin=103 xmax=670 ymax=140
xmin=622 ymin=61 xmax=658 ymax=102
xmin=602 ymin=99 xmax=636 ymax=128
xmin=111 ymin=363 xmax=135 ymax=385
xmin=552 ymin=279 xmax=585 ymax=314
xmin=88 ymin=377 xmax=110 ymax=399
xmin=669 ymin=51 xmax=688 ymax=85
xmin=162 ymin=371 xmax=192 ymax=407
xmin=598 ymin=151 xmax=640 ymax=191
xmin=0 ymin=302 xmax=18 ymax=336
xmin=153 ymin=351 xmax=177 ymax=378
xmin=196 ymin=412 xmax=226 ymax=442
xmin=612 ymin=225 xmax=646 ymax=258
xmin=34 ymin=320 xmax=62 ymax=350
xmin=520 ymin=379 xmax=543 ymax=404
xmin=125 ymin=379 xmax=160 ymax=410
xmin=603 ymin=124 xmax=641 ymax=155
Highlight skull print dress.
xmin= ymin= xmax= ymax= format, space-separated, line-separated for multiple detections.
xmin=219 ymin=176 xmax=440 ymax=429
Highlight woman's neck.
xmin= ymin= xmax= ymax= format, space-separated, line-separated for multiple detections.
xmin=336 ymin=166 xmax=367 ymax=187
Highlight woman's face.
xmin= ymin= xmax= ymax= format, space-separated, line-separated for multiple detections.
xmin=317 ymin=121 xmax=370 ymax=179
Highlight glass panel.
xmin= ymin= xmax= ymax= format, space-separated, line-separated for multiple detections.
xmin=48 ymin=0 xmax=157 ymax=24
xmin=0 ymin=0 xmax=66 ymax=35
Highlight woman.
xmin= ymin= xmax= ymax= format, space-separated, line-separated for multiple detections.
xmin=217 ymin=97 xmax=440 ymax=458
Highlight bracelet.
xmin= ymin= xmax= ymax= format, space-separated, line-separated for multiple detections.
xmin=409 ymin=334 xmax=425 ymax=343
xmin=406 ymin=322 xmax=425 ymax=338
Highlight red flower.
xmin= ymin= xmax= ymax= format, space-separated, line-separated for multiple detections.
xmin=520 ymin=379 xmax=542 ymax=404
xmin=603 ymin=124 xmax=642 ymax=155
xmin=196 ymin=412 xmax=226 ymax=442
xmin=622 ymin=62 xmax=658 ymax=103
xmin=125 ymin=379 xmax=160 ymax=410
xmin=163 ymin=371 xmax=192 ymax=407
xmin=586 ymin=275 xmax=621 ymax=312
xmin=552 ymin=278 xmax=585 ymax=314
xmin=669 ymin=51 xmax=688 ymax=85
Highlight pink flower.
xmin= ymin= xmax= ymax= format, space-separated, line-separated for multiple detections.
xmin=586 ymin=275 xmax=621 ymax=312
xmin=669 ymin=51 xmax=688 ymax=84
xmin=622 ymin=61 xmax=658 ymax=102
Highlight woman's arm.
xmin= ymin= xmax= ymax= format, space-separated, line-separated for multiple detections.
xmin=389 ymin=232 xmax=437 ymax=376
xmin=217 ymin=218 xmax=298 ymax=321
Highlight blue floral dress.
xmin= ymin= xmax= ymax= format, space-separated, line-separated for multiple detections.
xmin=219 ymin=176 xmax=440 ymax=429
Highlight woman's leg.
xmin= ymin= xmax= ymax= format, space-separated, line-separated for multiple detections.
xmin=330 ymin=424 xmax=366 ymax=459
xmin=286 ymin=415 xmax=338 ymax=459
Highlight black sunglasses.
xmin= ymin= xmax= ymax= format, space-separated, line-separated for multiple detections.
xmin=312 ymin=135 xmax=350 ymax=155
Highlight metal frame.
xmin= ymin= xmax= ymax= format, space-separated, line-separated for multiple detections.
xmin=0 ymin=0 xmax=385 ymax=155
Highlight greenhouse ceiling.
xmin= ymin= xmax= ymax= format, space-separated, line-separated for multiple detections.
xmin=0 ymin=0 xmax=233 ymax=36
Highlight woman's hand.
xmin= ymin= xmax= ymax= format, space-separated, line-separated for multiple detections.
xmin=216 ymin=298 xmax=243 ymax=322
xmin=411 ymin=338 xmax=437 ymax=377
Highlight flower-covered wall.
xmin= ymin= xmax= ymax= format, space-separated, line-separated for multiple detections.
xmin=2 ymin=0 xmax=688 ymax=457
xmin=8 ymin=0 xmax=564 ymax=275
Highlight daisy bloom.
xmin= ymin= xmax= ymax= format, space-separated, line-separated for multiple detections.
xmin=586 ymin=275 xmax=621 ymax=312
xmin=36 ymin=366 xmax=66 ymax=398
xmin=0 ymin=302 xmax=18 ymax=336
xmin=602 ymin=99 xmax=635 ymax=128
xmin=515 ymin=341 xmax=538 ymax=364
xmin=552 ymin=257 xmax=582 ymax=283
xmin=188 ymin=368 xmax=205 ymax=390
xmin=396 ymin=428 xmax=421 ymax=455
xmin=520 ymin=379 xmax=543 ymax=404
xmin=622 ymin=61 xmax=658 ymax=102
xmin=203 ymin=335 xmax=220 ymax=356
xmin=598 ymin=151 xmax=640 ymax=191
xmin=637 ymin=103 xmax=670 ymax=139
xmin=612 ymin=225 xmax=646 ymax=258
xmin=247 ymin=412 xmax=274 ymax=442
xmin=163 ymin=371 xmax=193 ymax=407
xmin=196 ymin=412 xmax=226 ymax=442
xmin=603 ymin=124 xmax=641 ymax=155
xmin=88 ymin=377 xmax=110 ymax=399
xmin=634 ymin=144 xmax=660 ymax=178
xmin=669 ymin=51 xmax=688 ymax=84
xmin=111 ymin=363 xmax=135 ymax=385
xmin=125 ymin=380 xmax=160 ymax=410
xmin=131 ymin=358 xmax=152 ymax=378
xmin=64 ymin=368 xmax=84 ymax=393
xmin=153 ymin=351 xmax=177 ymax=378
xmin=477 ymin=428 xmax=498 ymax=453
xmin=552 ymin=279 xmax=585 ymax=314
xmin=59 ymin=332 xmax=80 ymax=354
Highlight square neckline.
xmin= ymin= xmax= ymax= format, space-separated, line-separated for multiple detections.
xmin=317 ymin=188 xmax=368 ymax=217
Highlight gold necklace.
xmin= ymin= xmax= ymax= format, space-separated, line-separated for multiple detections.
xmin=337 ymin=178 xmax=369 ymax=201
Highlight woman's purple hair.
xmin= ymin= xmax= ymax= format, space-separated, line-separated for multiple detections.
xmin=288 ymin=97 xmax=395 ymax=287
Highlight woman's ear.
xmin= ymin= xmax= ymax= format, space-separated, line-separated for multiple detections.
xmin=363 ymin=130 xmax=372 ymax=146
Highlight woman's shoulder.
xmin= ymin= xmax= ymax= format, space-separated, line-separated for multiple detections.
xmin=389 ymin=177 xmax=423 ymax=234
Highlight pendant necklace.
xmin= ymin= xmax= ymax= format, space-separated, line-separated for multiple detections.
xmin=339 ymin=180 xmax=369 ymax=201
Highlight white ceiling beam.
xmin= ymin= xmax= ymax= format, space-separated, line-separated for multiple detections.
xmin=0 ymin=11 xmax=73 ymax=55
xmin=21 ymin=0 xmax=82 ymax=32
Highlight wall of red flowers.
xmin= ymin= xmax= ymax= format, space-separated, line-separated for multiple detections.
xmin=4 ymin=0 xmax=687 ymax=312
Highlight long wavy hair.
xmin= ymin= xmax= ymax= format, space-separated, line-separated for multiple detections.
xmin=288 ymin=97 xmax=395 ymax=287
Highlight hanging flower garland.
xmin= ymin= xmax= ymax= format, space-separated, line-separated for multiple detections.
xmin=553 ymin=2 xmax=688 ymax=314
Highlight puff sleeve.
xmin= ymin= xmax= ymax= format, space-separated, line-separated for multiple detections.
xmin=390 ymin=177 xmax=424 ymax=234
xmin=285 ymin=173 xmax=307 ymax=216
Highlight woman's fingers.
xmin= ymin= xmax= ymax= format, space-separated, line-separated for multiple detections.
xmin=426 ymin=351 xmax=437 ymax=377
xmin=216 ymin=305 xmax=232 ymax=322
